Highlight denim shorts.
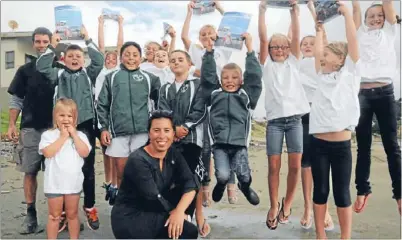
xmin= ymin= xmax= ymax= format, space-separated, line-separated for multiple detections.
xmin=266 ymin=115 xmax=303 ymax=156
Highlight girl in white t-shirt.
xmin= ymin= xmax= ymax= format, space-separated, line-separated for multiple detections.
xmin=352 ymin=0 xmax=401 ymax=215
xmin=181 ymin=0 xmax=237 ymax=206
xmin=139 ymin=41 xmax=162 ymax=71
xmin=95 ymin=14 xmax=124 ymax=206
xmin=39 ymin=98 xmax=91 ymax=239
xmin=309 ymin=2 xmax=360 ymax=238
xmin=258 ymin=0 xmax=310 ymax=230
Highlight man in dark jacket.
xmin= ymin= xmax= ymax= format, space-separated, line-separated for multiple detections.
xmin=7 ymin=27 xmax=64 ymax=234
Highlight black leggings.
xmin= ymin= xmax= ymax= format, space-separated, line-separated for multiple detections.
xmin=77 ymin=119 xmax=96 ymax=208
xmin=310 ymin=137 xmax=352 ymax=208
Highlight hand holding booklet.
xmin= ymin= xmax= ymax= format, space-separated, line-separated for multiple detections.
xmin=161 ymin=22 xmax=172 ymax=41
xmin=54 ymin=5 xmax=84 ymax=41
xmin=215 ymin=12 xmax=252 ymax=51
xmin=314 ymin=0 xmax=340 ymax=23
xmin=193 ymin=0 xmax=216 ymax=15
xmin=265 ymin=0 xmax=308 ymax=9
xmin=102 ymin=8 xmax=120 ymax=21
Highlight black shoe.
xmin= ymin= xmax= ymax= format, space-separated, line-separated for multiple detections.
xmin=19 ymin=213 xmax=39 ymax=235
xmin=108 ymin=187 xmax=118 ymax=206
xmin=103 ymin=182 xmax=111 ymax=201
xmin=212 ymin=183 xmax=226 ymax=202
xmin=238 ymin=182 xmax=260 ymax=205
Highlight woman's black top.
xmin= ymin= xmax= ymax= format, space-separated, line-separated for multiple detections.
xmin=115 ymin=146 xmax=199 ymax=213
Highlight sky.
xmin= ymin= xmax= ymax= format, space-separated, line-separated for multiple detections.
xmin=1 ymin=1 xmax=401 ymax=118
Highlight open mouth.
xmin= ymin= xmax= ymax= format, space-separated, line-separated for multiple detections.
xmin=72 ymin=61 xmax=79 ymax=66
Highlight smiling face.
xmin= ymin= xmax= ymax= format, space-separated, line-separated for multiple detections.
xmin=300 ymin=36 xmax=315 ymax=58
xmin=105 ymin=52 xmax=118 ymax=69
xmin=145 ymin=42 xmax=161 ymax=62
xmin=269 ymin=35 xmax=291 ymax=63
xmin=199 ymin=25 xmax=217 ymax=48
xmin=64 ymin=49 xmax=84 ymax=71
xmin=365 ymin=5 xmax=385 ymax=30
xmin=221 ymin=64 xmax=242 ymax=92
xmin=121 ymin=45 xmax=141 ymax=70
xmin=33 ymin=34 xmax=51 ymax=54
xmin=148 ymin=118 xmax=174 ymax=153
xmin=154 ymin=50 xmax=169 ymax=68
xmin=320 ymin=47 xmax=345 ymax=74
xmin=169 ymin=51 xmax=191 ymax=76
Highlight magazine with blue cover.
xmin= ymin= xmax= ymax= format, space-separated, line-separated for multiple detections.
xmin=215 ymin=12 xmax=252 ymax=51
xmin=315 ymin=0 xmax=340 ymax=23
xmin=193 ymin=0 xmax=216 ymax=15
xmin=265 ymin=0 xmax=308 ymax=9
xmin=54 ymin=5 xmax=83 ymax=41
xmin=102 ymin=8 xmax=120 ymax=21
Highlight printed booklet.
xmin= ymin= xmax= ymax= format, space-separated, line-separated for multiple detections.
xmin=102 ymin=8 xmax=120 ymax=21
xmin=54 ymin=5 xmax=83 ymax=41
xmin=315 ymin=0 xmax=340 ymax=23
xmin=265 ymin=0 xmax=308 ymax=9
xmin=193 ymin=0 xmax=216 ymax=15
xmin=215 ymin=12 xmax=252 ymax=51
xmin=161 ymin=22 xmax=172 ymax=41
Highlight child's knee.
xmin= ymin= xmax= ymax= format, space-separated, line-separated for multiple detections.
xmin=65 ymin=210 xmax=79 ymax=220
xmin=333 ymin=186 xmax=352 ymax=208
xmin=215 ymin=169 xmax=230 ymax=184
xmin=313 ymin=185 xmax=330 ymax=205
xmin=48 ymin=214 xmax=61 ymax=222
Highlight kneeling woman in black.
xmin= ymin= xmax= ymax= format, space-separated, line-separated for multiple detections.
xmin=111 ymin=110 xmax=199 ymax=239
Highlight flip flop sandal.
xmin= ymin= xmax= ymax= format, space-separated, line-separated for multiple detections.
xmin=266 ymin=202 xmax=280 ymax=230
xmin=324 ymin=219 xmax=335 ymax=231
xmin=354 ymin=194 xmax=370 ymax=213
xmin=300 ymin=213 xmax=313 ymax=230
xmin=278 ymin=197 xmax=292 ymax=224
xmin=198 ymin=218 xmax=211 ymax=238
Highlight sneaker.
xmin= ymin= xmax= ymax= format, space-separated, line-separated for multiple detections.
xmin=19 ymin=212 xmax=39 ymax=234
xmin=103 ymin=182 xmax=111 ymax=201
xmin=83 ymin=207 xmax=100 ymax=230
xmin=212 ymin=183 xmax=226 ymax=202
xmin=108 ymin=187 xmax=118 ymax=206
xmin=58 ymin=212 xmax=67 ymax=233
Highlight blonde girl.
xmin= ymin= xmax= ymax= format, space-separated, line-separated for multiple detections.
xmin=39 ymin=98 xmax=91 ymax=239
xmin=258 ymin=0 xmax=310 ymax=230
xmin=352 ymin=0 xmax=401 ymax=215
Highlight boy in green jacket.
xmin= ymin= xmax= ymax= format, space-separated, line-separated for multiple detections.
xmin=36 ymin=26 xmax=104 ymax=230
xmin=200 ymin=33 xmax=262 ymax=206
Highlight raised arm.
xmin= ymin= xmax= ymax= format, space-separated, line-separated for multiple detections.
xmin=339 ymin=2 xmax=359 ymax=63
xmin=36 ymin=34 xmax=62 ymax=85
xmin=287 ymin=4 xmax=300 ymax=41
xmin=383 ymin=0 xmax=397 ymax=25
xmin=351 ymin=1 xmax=362 ymax=30
xmin=258 ymin=0 xmax=269 ymax=65
xmin=117 ymin=15 xmax=124 ymax=56
xmin=98 ymin=16 xmax=105 ymax=53
xmin=200 ymin=39 xmax=220 ymax=102
xmin=290 ymin=1 xmax=301 ymax=59
xmin=181 ymin=2 xmax=195 ymax=51
xmin=308 ymin=0 xmax=328 ymax=45
xmin=82 ymin=25 xmax=104 ymax=85
xmin=314 ymin=23 xmax=325 ymax=73
xmin=242 ymin=33 xmax=262 ymax=110
xmin=214 ymin=0 xmax=225 ymax=15
xmin=168 ymin=26 xmax=177 ymax=55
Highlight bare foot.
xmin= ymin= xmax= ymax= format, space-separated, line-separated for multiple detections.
xmin=353 ymin=194 xmax=370 ymax=213
xmin=300 ymin=208 xmax=313 ymax=229
xmin=227 ymin=184 xmax=238 ymax=204
xmin=201 ymin=186 xmax=211 ymax=207
xmin=397 ymin=199 xmax=401 ymax=215
xmin=324 ymin=212 xmax=334 ymax=231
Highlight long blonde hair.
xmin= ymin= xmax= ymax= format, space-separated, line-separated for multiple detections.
xmin=52 ymin=98 xmax=78 ymax=129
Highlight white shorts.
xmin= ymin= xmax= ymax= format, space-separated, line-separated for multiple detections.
xmin=106 ymin=133 xmax=148 ymax=158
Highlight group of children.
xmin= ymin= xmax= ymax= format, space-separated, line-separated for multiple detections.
xmin=30 ymin=0 xmax=400 ymax=239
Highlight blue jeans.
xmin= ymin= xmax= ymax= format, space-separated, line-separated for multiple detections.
xmin=355 ymin=83 xmax=401 ymax=199
xmin=213 ymin=145 xmax=250 ymax=185
xmin=266 ymin=115 xmax=303 ymax=156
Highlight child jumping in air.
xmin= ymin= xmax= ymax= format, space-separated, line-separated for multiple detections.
xmin=39 ymin=98 xmax=91 ymax=239
xmin=309 ymin=1 xmax=360 ymax=238
xmin=199 ymin=33 xmax=262 ymax=206
xmin=258 ymin=0 xmax=310 ymax=230
xmin=95 ymin=14 xmax=124 ymax=206
xmin=352 ymin=0 xmax=401 ymax=215
xmin=36 ymin=26 xmax=104 ymax=230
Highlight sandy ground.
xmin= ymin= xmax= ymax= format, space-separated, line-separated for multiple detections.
xmin=1 ymin=142 xmax=401 ymax=239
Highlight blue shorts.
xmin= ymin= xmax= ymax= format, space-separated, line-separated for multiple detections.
xmin=45 ymin=191 xmax=82 ymax=198
xmin=266 ymin=115 xmax=303 ymax=156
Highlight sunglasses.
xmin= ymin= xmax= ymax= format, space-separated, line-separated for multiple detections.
xmin=269 ymin=46 xmax=290 ymax=51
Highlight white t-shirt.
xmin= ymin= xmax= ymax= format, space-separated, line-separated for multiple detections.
xmin=39 ymin=129 xmax=92 ymax=194
xmin=262 ymin=54 xmax=310 ymax=121
xmin=145 ymin=65 xmax=175 ymax=86
xmin=94 ymin=66 xmax=120 ymax=102
xmin=309 ymin=57 xmax=361 ymax=134
xmin=188 ymin=43 xmax=231 ymax=78
xmin=357 ymin=21 xmax=398 ymax=81
xmin=139 ymin=62 xmax=155 ymax=71
xmin=299 ymin=57 xmax=318 ymax=103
